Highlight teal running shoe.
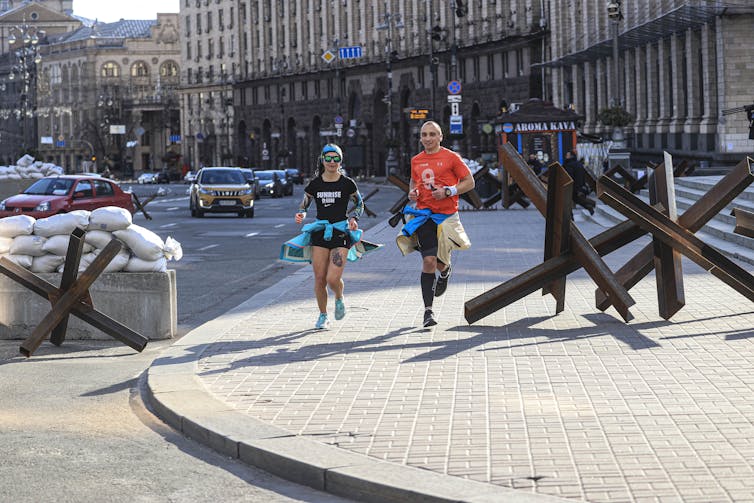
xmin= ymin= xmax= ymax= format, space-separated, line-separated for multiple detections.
xmin=315 ymin=313 xmax=330 ymax=329
xmin=334 ymin=298 xmax=346 ymax=320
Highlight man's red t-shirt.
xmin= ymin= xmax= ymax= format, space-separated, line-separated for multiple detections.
xmin=411 ymin=147 xmax=471 ymax=214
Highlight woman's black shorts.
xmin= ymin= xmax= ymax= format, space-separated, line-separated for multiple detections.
xmin=310 ymin=229 xmax=351 ymax=249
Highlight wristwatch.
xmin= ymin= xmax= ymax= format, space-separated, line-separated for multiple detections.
xmin=444 ymin=187 xmax=452 ymax=197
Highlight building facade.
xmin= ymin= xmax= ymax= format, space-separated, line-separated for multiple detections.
xmin=179 ymin=0 xmax=547 ymax=176
xmin=545 ymin=0 xmax=754 ymax=167
xmin=178 ymin=0 xmax=243 ymax=170
xmin=36 ymin=14 xmax=181 ymax=175
xmin=0 ymin=1 xmax=181 ymax=175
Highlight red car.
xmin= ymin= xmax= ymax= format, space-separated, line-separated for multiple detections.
xmin=0 ymin=175 xmax=135 ymax=219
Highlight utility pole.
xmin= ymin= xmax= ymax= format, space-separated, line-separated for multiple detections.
xmin=607 ymin=1 xmax=623 ymax=108
xmin=377 ymin=1 xmax=403 ymax=176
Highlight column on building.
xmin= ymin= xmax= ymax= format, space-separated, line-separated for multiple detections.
xmin=668 ymin=33 xmax=685 ymax=148
xmin=583 ymin=61 xmax=596 ymax=132
xmin=698 ymin=22 xmax=717 ymax=150
xmin=683 ymin=28 xmax=702 ymax=151
xmin=634 ymin=47 xmax=647 ymax=135
xmin=656 ymin=38 xmax=671 ymax=138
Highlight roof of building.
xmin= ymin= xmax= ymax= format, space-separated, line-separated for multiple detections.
xmin=54 ymin=19 xmax=156 ymax=43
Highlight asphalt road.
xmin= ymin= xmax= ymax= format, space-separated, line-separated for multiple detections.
xmin=0 ymin=178 xmax=401 ymax=502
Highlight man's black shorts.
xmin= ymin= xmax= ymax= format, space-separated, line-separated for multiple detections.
xmin=415 ymin=219 xmax=438 ymax=257
xmin=310 ymin=229 xmax=351 ymax=249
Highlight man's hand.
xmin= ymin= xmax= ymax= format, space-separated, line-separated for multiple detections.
xmin=430 ymin=186 xmax=445 ymax=200
xmin=408 ymin=188 xmax=419 ymax=201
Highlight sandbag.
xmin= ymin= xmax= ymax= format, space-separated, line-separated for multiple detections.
xmin=163 ymin=236 xmax=183 ymax=261
xmin=2 ymin=254 xmax=32 ymax=269
xmin=0 ymin=236 xmax=12 ymax=254
xmin=84 ymin=230 xmax=115 ymax=249
xmin=31 ymin=255 xmax=65 ymax=273
xmin=113 ymin=225 xmax=164 ymax=261
xmin=10 ymin=235 xmax=47 ymax=257
xmin=42 ymin=234 xmax=94 ymax=256
xmin=0 ymin=215 xmax=35 ymax=237
xmin=88 ymin=206 xmax=132 ymax=231
xmin=34 ymin=212 xmax=90 ymax=237
xmin=124 ymin=256 xmax=167 ymax=273
xmin=62 ymin=249 xmax=130 ymax=273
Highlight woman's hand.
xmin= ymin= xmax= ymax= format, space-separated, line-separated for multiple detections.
xmin=295 ymin=212 xmax=305 ymax=224
xmin=348 ymin=217 xmax=359 ymax=230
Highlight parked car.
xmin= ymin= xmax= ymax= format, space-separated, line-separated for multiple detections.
xmin=155 ymin=170 xmax=170 ymax=184
xmin=255 ymin=169 xmax=293 ymax=197
xmin=286 ymin=168 xmax=304 ymax=184
xmin=137 ymin=172 xmax=157 ymax=184
xmin=0 ymin=175 xmax=135 ymax=219
xmin=239 ymin=168 xmax=260 ymax=199
xmin=183 ymin=171 xmax=198 ymax=184
xmin=189 ymin=167 xmax=255 ymax=218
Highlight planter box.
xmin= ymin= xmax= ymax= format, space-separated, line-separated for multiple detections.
xmin=0 ymin=270 xmax=177 ymax=341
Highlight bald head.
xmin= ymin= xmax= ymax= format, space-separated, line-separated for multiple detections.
xmin=420 ymin=121 xmax=443 ymax=154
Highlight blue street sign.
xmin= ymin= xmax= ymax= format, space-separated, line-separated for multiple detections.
xmin=55 ymin=140 xmax=65 ymax=147
xmin=169 ymin=134 xmax=181 ymax=143
xmin=338 ymin=46 xmax=363 ymax=59
xmin=449 ymin=115 xmax=463 ymax=134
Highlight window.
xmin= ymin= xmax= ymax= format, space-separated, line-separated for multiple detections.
xmin=94 ymin=180 xmax=114 ymax=197
xmin=100 ymin=62 xmax=120 ymax=78
xmin=130 ymin=61 xmax=149 ymax=77
xmin=184 ymin=16 xmax=191 ymax=36
xmin=206 ymin=11 xmax=213 ymax=32
xmin=160 ymin=60 xmax=179 ymax=77
xmin=74 ymin=180 xmax=93 ymax=198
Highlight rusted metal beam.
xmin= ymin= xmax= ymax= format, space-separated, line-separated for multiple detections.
xmin=348 ymin=187 xmax=378 ymax=218
xmin=130 ymin=192 xmax=153 ymax=220
xmin=731 ymin=207 xmax=754 ymax=238
xmin=50 ymin=227 xmax=87 ymax=346
xmin=599 ymin=176 xmax=754 ymax=304
xmin=20 ymin=240 xmax=123 ymax=357
xmin=542 ymin=164 xmax=574 ymax=313
xmin=0 ymin=258 xmax=148 ymax=354
xmin=500 ymin=143 xmax=635 ymax=321
xmin=595 ymin=156 xmax=754 ymax=311
xmin=464 ymin=218 xmax=648 ymax=324
xmin=650 ymin=153 xmax=685 ymax=320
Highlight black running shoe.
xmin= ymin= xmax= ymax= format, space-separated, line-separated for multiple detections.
xmin=434 ymin=265 xmax=452 ymax=297
xmin=423 ymin=309 xmax=437 ymax=327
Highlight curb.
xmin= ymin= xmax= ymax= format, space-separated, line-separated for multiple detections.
xmin=143 ymin=220 xmax=569 ymax=502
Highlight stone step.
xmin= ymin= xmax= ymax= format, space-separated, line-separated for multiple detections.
xmin=591 ymin=181 xmax=754 ymax=264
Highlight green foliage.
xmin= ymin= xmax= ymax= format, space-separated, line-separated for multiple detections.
xmin=597 ymin=106 xmax=634 ymax=127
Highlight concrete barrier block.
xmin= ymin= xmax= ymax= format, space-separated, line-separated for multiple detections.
xmin=0 ymin=270 xmax=176 ymax=340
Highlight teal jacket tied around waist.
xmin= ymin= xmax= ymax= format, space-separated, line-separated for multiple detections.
xmin=280 ymin=219 xmax=381 ymax=263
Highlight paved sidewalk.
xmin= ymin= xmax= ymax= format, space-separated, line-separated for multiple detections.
xmin=147 ymin=208 xmax=754 ymax=502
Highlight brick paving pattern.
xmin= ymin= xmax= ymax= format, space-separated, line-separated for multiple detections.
xmin=196 ymin=209 xmax=754 ymax=502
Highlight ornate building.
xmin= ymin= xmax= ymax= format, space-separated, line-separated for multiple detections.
xmin=179 ymin=0 xmax=546 ymax=175
xmin=544 ymin=0 xmax=754 ymax=166
xmin=0 ymin=1 xmax=181 ymax=175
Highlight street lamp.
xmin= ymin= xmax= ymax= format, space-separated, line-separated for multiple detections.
xmin=607 ymin=1 xmax=623 ymax=108
xmin=376 ymin=1 xmax=404 ymax=176
xmin=7 ymin=20 xmax=45 ymax=155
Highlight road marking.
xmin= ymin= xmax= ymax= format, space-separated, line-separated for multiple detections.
xmin=160 ymin=223 xmax=177 ymax=228
xmin=197 ymin=244 xmax=219 ymax=251
xmin=245 ymin=232 xmax=259 ymax=237
xmin=274 ymin=224 xmax=285 ymax=228
xmin=166 ymin=207 xmax=180 ymax=211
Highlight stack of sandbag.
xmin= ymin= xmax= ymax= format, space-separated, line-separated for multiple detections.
xmin=0 ymin=206 xmax=182 ymax=273
xmin=0 ymin=156 xmax=64 ymax=182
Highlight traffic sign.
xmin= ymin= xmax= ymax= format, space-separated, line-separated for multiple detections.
xmin=447 ymin=95 xmax=462 ymax=103
xmin=447 ymin=80 xmax=462 ymax=95
xmin=451 ymin=103 xmax=460 ymax=116
xmin=322 ymin=50 xmax=336 ymax=64
xmin=338 ymin=46 xmax=363 ymax=59
xmin=449 ymin=114 xmax=463 ymax=134
xmin=334 ymin=115 xmax=344 ymax=124
xmin=347 ymin=128 xmax=356 ymax=138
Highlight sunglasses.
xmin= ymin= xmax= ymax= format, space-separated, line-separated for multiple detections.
xmin=322 ymin=154 xmax=341 ymax=163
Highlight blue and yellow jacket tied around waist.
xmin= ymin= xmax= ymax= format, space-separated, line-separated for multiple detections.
xmin=280 ymin=219 xmax=382 ymax=263
xmin=396 ymin=206 xmax=471 ymax=267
